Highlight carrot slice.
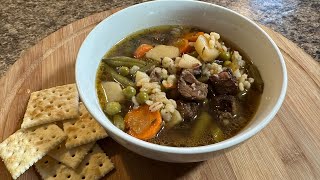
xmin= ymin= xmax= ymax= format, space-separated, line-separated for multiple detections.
xmin=184 ymin=32 xmax=205 ymax=42
xmin=124 ymin=105 xmax=162 ymax=140
xmin=134 ymin=44 xmax=153 ymax=58
xmin=173 ymin=38 xmax=192 ymax=54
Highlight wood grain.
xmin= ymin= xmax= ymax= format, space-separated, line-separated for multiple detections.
xmin=0 ymin=9 xmax=319 ymax=180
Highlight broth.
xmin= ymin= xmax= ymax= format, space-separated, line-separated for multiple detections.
xmin=96 ymin=25 xmax=263 ymax=147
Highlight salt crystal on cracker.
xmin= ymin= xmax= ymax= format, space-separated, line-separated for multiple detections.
xmin=48 ymin=142 xmax=95 ymax=169
xmin=64 ymin=103 xmax=107 ymax=149
xmin=36 ymin=144 xmax=114 ymax=180
xmin=21 ymin=84 xmax=79 ymax=129
xmin=0 ymin=124 xmax=67 ymax=179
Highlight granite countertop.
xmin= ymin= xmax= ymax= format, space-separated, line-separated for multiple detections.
xmin=0 ymin=0 xmax=319 ymax=77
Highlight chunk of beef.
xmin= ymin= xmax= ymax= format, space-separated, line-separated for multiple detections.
xmin=210 ymin=69 xmax=238 ymax=95
xmin=176 ymin=100 xmax=199 ymax=121
xmin=212 ymin=95 xmax=239 ymax=115
xmin=178 ymin=69 xmax=208 ymax=100
xmin=166 ymin=88 xmax=180 ymax=99
xmin=211 ymin=95 xmax=240 ymax=127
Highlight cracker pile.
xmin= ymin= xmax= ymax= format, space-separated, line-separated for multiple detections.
xmin=0 ymin=84 xmax=114 ymax=179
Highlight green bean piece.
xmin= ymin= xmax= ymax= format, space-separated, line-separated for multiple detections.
xmin=106 ymin=60 xmax=145 ymax=68
xmin=104 ymin=64 xmax=135 ymax=87
xmin=118 ymin=66 xmax=130 ymax=76
xmin=138 ymin=58 xmax=160 ymax=72
xmin=122 ymin=86 xmax=136 ymax=99
xmin=219 ymin=51 xmax=231 ymax=61
xmin=247 ymin=63 xmax=264 ymax=93
xmin=139 ymin=63 xmax=156 ymax=72
xmin=103 ymin=56 xmax=147 ymax=68
xmin=105 ymin=102 xmax=121 ymax=115
xmin=144 ymin=58 xmax=159 ymax=64
xmin=212 ymin=127 xmax=224 ymax=142
xmin=223 ymin=60 xmax=232 ymax=67
xmin=105 ymin=56 xmax=146 ymax=64
xmin=136 ymin=91 xmax=149 ymax=104
xmin=113 ymin=114 xmax=125 ymax=131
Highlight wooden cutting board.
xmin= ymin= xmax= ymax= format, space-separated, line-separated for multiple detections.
xmin=0 ymin=9 xmax=319 ymax=180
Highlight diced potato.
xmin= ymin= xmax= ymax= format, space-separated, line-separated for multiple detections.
xmin=102 ymin=81 xmax=125 ymax=102
xmin=178 ymin=54 xmax=202 ymax=69
xmin=146 ymin=45 xmax=179 ymax=62
xmin=194 ymin=35 xmax=220 ymax=62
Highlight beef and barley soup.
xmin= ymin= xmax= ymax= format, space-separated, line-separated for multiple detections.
xmin=96 ymin=25 xmax=264 ymax=147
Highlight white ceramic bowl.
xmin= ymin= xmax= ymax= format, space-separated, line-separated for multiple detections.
xmin=76 ymin=0 xmax=287 ymax=162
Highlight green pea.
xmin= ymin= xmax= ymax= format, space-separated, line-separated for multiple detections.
xmin=104 ymin=64 xmax=135 ymax=87
xmin=219 ymin=51 xmax=231 ymax=61
xmin=105 ymin=102 xmax=121 ymax=115
xmin=113 ymin=115 xmax=125 ymax=131
xmin=122 ymin=86 xmax=136 ymax=99
xmin=136 ymin=91 xmax=149 ymax=104
xmin=118 ymin=66 xmax=130 ymax=76
xmin=212 ymin=127 xmax=224 ymax=142
xmin=223 ymin=60 xmax=232 ymax=67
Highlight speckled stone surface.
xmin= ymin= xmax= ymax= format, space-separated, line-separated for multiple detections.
xmin=0 ymin=0 xmax=319 ymax=77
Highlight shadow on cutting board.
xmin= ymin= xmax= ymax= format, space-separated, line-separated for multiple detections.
xmin=99 ymin=138 xmax=228 ymax=180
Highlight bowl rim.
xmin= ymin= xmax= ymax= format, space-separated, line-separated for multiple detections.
xmin=76 ymin=0 xmax=288 ymax=154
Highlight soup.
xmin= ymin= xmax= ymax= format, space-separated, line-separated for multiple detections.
xmin=96 ymin=26 xmax=263 ymax=147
